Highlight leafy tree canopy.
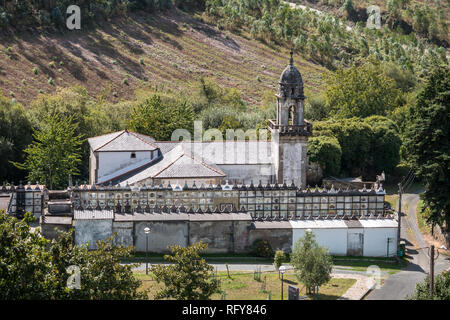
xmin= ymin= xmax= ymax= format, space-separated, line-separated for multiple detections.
xmin=0 ymin=211 xmax=146 ymax=300
xmin=410 ymin=270 xmax=450 ymax=300
xmin=13 ymin=113 xmax=83 ymax=189
xmin=128 ymin=94 xmax=194 ymax=141
xmin=324 ymin=61 xmax=404 ymax=118
xmin=307 ymin=135 xmax=342 ymax=177
xmin=402 ymin=65 xmax=450 ymax=228
xmin=151 ymin=242 xmax=221 ymax=300
xmin=290 ymin=231 xmax=333 ymax=295
xmin=0 ymin=92 xmax=33 ymax=182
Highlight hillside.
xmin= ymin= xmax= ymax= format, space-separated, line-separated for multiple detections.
xmin=0 ymin=9 xmax=326 ymax=106
xmin=290 ymin=0 xmax=449 ymax=45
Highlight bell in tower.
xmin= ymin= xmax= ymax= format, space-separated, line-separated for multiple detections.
xmin=269 ymin=51 xmax=312 ymax=187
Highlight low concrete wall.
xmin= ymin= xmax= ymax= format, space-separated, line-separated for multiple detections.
xmin=249 ymin=228 xmax=292 ymax=253
xmin=134 ymin=221 xmax=188 ymax=253
xmin=189 ymin=221 xmax=233 ymax=253
xmin=188 ymin=220 xmax=252 ymax=253
xmin=112 ymin=221 xmax=134 ymax=248
xmin=74 ymin=219 xmax=113 ymax=250
xmin=41 ymin=223 xmax=72 ymax=240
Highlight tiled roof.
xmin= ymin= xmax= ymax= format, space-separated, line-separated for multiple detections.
xmin=74 ymin=209 xmax=114 ymax=220
xmin=153 ymin=153 xmax=225 ymax=179
xmin=118 ymin=144 xmax=225 ymax=185
xmin=89 ymin=130 xmax=158 ymax=152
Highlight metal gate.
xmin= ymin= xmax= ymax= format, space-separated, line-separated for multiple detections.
xmin=347 ymin=232 xmax=364 ymax=256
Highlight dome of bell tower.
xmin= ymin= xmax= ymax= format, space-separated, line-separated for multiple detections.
xmin=278 ymin=51 xmax=304 ymax=99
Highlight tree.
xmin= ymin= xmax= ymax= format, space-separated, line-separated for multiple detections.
xmin=128 ymin=94 xmax=194 ymax=141
xmin=324 ymin=62 xmax=403 ymax=118
xmin=363 ymin=116 xmax=401 ymax=174
xmin=151 ymin=242 xmax=221 ymax=300
xmin=314 ymin=118 xmax=372 ymax=177
xmin=0 ymin=93 xmax=33 ymax=182
xmin=402 ymin=65 xmax=450 ymax=228
xmin=307 ymin=135 xmax=342 ymax=177
xmin=29 ymin=87 xmax=107 ymax=180
xmin=290 ymin=231 xmax=332 ymax=295
xmin=13 ymin=113 xmax=83 ymax=189
xmin=0 ymin=212 xmax=56 ymax=299
xmin=49 ymin=230 xmax=147 ymax=300
xmin=410 ymin=271 xmax=450 ymax=300
xmin=273 ymin=250 xmax=286 ymax=278
xmin=0 ymin=211 xmax=147 ymax=300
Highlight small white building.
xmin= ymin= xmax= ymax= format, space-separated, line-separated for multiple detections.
xmin=291 ymin=218 xmax=398 ymax=257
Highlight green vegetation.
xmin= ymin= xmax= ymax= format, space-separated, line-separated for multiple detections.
xmin=410 ymin=270 xmax=450 ymax=300
xmin=139 ymin=269 xmax=355 ymax=300
xmin=416 ymin=200 xmax=432 ymax=235
xmin=250 ymin=239 xmax=274 ymax=258
xmin=0 ymin=94 xmax=33 ymax=182
xmin=323 ymin=61 xmax=403 ymax=118
xmin=402 ymin=65 xmax=450 ymax=228
xmin=312 ymin=116 xmax=401 ymax=177
xmin=291 ymin=231 xmax=333 ymax=294
xmin=292 ymin=0 xmax=449 ymax=45
xmin=13 ymin=113 xmax=83 ymax=190
xmin=0 ymin=1 xmax=205 ymax=31
xmin=0 ymin=212 xmax=146 ymax=300
xmin=273 ymin=250 xmax=287 ymax=273
xmin=205 ymin=0 xmax=447 ymax=73
xmin=150 ymin=242 xmax=221 ymax=300
xmin=128 ymin=94 xmax=194 ymax=141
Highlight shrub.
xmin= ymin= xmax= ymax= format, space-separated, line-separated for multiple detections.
xmin=250 ymin=239 xmax=274 ymax=258
xmin=48 ymin=77 xmax=54 ymax=85
xmin=273 ymin=250 xmax=286 ymax=271
xmin=33 ymin=67 xmax=38 ymax=75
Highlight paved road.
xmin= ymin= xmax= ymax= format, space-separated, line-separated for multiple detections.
xmin=132 ymin=262 xmax=386 ymax=277
xmin=367 ymin=192 xmax=450 ymax=300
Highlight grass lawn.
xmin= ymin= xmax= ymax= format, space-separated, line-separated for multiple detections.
xmin=332 ymin=256 xmax=407 ymax=276
xmin=416 ymin=200 xmax=432 ymax=235
xmin=136 ymin=270 xmax=356 ymax=300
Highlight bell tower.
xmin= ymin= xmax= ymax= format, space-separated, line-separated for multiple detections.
xmin=269 ymin=51 xmax=312 ymax=187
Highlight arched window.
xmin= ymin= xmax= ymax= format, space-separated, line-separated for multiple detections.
xmin=289 ymin=105 xmax=296 ymax=125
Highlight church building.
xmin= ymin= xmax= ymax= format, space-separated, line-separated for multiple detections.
xmin=88 ymin=53 xmax=311 ymax=188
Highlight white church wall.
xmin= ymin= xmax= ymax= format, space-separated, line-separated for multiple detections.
xmin=217 ymin=164 xmax=275 ymax=184
xmin=97 ymin=151 xmax=154 ymax=182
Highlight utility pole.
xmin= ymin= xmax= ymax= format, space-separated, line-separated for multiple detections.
xmin=430 ymin=245 xmax=435 ymax=299
xmin=397 ymin=182 xmax=402 ymax=246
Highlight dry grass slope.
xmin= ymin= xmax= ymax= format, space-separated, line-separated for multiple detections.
xmin=0 ymin=10 xmax=326 ymax=106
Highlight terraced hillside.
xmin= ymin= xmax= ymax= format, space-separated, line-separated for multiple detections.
xmin=0 ymin=10 xmax=326 ymax=106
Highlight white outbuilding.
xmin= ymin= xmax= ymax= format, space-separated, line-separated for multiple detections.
xmin=290 ymin=217 xmax=398 ymax=257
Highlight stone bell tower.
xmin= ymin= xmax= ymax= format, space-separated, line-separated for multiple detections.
xmin=269 ymin=51 xmax=312 ymax=187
